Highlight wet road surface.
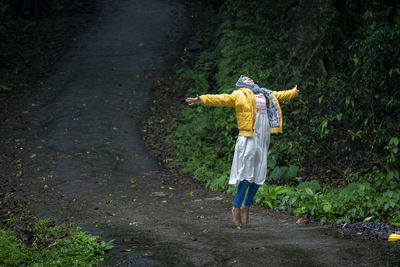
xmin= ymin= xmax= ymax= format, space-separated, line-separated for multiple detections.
xmin=20 ymin=0 xmax=400 ymax=265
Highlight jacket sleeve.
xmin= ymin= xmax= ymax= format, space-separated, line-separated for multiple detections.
xmin=271 ymin=88 xmax=297 ymax=102
xmin=199 ymin=91 xmax=238 ymax=107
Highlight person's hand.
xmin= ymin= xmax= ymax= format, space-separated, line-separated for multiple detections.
xmin=185 ymin=95 xmax=201 ymax=105
xmin=293 ymin=84 xmax=300 ymax=96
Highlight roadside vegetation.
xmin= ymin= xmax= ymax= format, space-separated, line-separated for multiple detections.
xmin=0 ymin=193 xmax=113 ymax=266
xmin=146 ymin=0 xmax=400 ymax=225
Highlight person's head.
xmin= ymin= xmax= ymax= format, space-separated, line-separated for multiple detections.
xmin=236 ymin=75 xmax=257 ymax=90
xmin=242 ymin=76 xmax=254 ymax=85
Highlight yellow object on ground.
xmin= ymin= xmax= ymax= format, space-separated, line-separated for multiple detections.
xmin=388 ymin=234 xmax=400 ymax=242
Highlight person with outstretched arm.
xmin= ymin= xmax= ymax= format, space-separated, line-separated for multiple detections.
xmin=185 ymin=75 xmax=299 ymax=228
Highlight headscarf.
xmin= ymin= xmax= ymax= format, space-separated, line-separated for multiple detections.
xmin=235 ymin=75 xmax=280 ymax=128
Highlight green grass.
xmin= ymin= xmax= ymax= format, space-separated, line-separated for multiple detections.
xmin=0 ymin=229 xmax=113 ymax=266
xmin=0 ymin=194 xmax=113 ymax=266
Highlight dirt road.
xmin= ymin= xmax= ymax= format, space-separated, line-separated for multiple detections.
xmin=14 ymin=0 xmax=400 ymax=265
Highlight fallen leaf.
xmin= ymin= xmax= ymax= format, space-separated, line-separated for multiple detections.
xmin=296 ymin=218 xmax=307 ymax=225
xmin=152 ymin=192 xmax=167 ymax=197
xmin=121 ymin=249 xmax=133 ymax=252
xmin=138 ymin=42 xmax=144 ymax=46
xmin=206 ymin=196 xmax=223 ymax=201
xmin=364 ymin=216 xmax=373 ymax=222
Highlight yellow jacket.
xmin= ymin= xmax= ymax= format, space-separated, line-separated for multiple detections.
xmin=199 ymin=87 xmax=297 ymax=136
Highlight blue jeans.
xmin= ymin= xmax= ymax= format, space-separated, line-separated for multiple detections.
xmin=232 ymin=180 xmax=260 ymax=208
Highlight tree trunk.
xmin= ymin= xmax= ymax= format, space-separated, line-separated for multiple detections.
xmin=288 ymin=0 xmax=335 ymax=78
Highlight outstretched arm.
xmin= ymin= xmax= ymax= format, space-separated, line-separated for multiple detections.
xmin=272 ymin=84 xmax=299 ymax=102
xmin=185 ymin=91 xmax=238 ymax=107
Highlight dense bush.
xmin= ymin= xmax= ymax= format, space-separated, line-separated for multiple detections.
xmin=171 ymin=0 xmax=400 ymax=223
xmin=254 ymin=169 xmax=400 ymax=224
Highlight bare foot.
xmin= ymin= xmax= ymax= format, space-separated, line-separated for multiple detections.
xmin=232 ymin=206 xmax=242 ymax=227
xmin=241 ymin=204 xmax=249 ymax=225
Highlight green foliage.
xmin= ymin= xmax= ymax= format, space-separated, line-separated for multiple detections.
xmin=385 ymin=137 xmax=400 ymax=169
xmin=316 ymin=1 xmax=400 ymax=170
xmin=173 ymin=0 xmax=299 ymax=187
xmin=0 ymin=230 xmax=30 ymax=266
xmin=0 ymin=194 xmax=113 ymax=266
xmin=0 ymin=83 xmax=11 ymax=91
xmin=0 ymin=229 xmax=113 ymax=266
xmin=169 ymin=0 xmax=400 ymax=224
xmin=251 ymin=169 xmax=400 ymax=224
xmin=268 ymin=165 xmax=298 ymax=185
xmin=42 ymin=230 xmax=114 ymax=266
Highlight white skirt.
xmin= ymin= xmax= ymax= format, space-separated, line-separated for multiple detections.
xmin=229 ymin=110 xmax=270 ymax=186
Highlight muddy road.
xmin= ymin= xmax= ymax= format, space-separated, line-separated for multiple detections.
xmin=12 ymin=0 xmax=400 ymax=265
